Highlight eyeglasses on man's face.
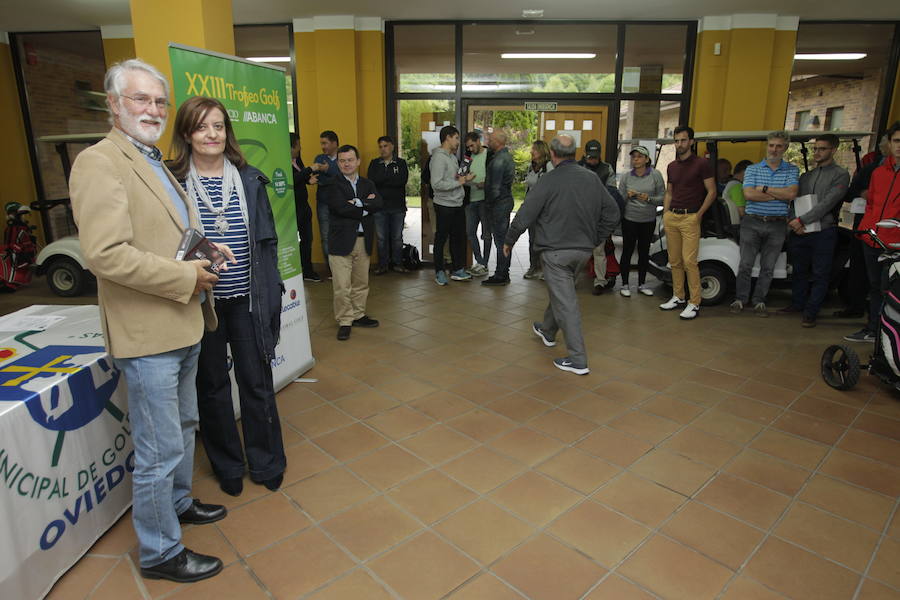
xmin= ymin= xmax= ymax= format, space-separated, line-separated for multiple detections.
xmin=121 ymin=94 xmax=170 ymax=110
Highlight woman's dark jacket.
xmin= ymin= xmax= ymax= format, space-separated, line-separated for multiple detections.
xmin=238 ymin=165 xmax=284 ymax=362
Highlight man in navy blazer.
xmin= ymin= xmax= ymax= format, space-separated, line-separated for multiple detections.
xmin=325 ymin=144 xmax=384 ymax=340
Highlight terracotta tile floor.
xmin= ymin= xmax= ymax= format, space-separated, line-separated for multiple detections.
xmin=40 ymin=232 xmax=900 ymax=599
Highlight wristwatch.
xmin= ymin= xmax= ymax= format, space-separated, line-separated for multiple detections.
xmin=762 ymin=185 xmax=769 ymax=194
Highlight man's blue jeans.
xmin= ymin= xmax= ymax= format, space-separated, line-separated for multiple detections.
xmin=114 ymin=343 xmax=201 ymax=568
xmin=465 ymin=201 xmax=491 ymax=267
xmin=788 ymin=226 xmax=838 ymax=319
xmin=374 ymin=210 xmax=406 ymax=268
xmin=735 ymin=216 xmax=787 ymax=305
xmin=488 ymin=199 xmax=513 ymax=278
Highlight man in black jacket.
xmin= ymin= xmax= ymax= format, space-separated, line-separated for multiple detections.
xmin=367 ymin=135 xmax=409 ymax=274
xmin=290 ymin=133 xmax=321 ymax=282
xmin=325 ymin=144 xmax=384 ymax=340
xmin=483 ymin=130 xmax=515 ymax=285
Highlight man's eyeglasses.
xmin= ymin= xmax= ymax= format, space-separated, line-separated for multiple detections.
xmin=121 ymin=94 xmax=170 ymax=110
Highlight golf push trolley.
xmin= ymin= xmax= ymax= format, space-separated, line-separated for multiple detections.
xmin=822 ymin=219 xmax=900 ymax=391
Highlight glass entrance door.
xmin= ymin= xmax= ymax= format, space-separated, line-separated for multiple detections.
xmin=464 ymin=101 xmax=611 ymax=206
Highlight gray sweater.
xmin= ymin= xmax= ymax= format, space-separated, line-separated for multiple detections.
xmin=505 ymin=160 xmax=620 ymax=253
xmin=790 ymin=162 xmax=850 ymax=229
xmin=618 ymin=168 xmax=665 ymax=222
xmin=429 ymin=147 xmax=464 ymax=207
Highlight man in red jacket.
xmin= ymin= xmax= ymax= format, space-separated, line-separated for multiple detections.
xmin=845 ymin=122 xmax=900 ymax=342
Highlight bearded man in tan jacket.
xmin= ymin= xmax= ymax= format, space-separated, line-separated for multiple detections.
xmin=69 ymin=59 xmax=233 ymax=584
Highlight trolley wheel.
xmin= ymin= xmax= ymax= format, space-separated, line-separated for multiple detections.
xmin=821 ymin=344 xmax=861 ymax=390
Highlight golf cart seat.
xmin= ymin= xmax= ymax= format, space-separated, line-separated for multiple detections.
xmin=701 ymin=199 xmax=737 ymax=239
xmin=722 ymin=194 xmax=741 ymax=227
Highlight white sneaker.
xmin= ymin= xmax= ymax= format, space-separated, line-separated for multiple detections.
xmin=467 ymin=264 xmax=489 ymax=277
xmin=620 ymin=287 xmax=632 ymax=297
xmin=532 ymin=322 xmax=557 ymax=347
xmin=553 ymin=357 xmax=590 ymax=375
xmin=730 ymin=300 xmax=743 ymax=313
xmin=638 ymin=285 xmax=654 ymax=296
xmin=679 ymin=303 xmax=699 ymax=320
xmin=659 ymin=296 xmax=686 ymax=311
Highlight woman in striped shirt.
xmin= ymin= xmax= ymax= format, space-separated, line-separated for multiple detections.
xmin=169 ymin=96 xmax=286 ymax=497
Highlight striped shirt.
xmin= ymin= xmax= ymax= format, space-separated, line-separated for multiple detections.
xmin=743 ymin=159 xmax=799 ymax=217
xmin=190 ymin=176 xmax=251 ymax=299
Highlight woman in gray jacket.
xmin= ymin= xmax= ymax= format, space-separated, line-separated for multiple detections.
xmin=617 ymin=145 xmax=665 ymax=297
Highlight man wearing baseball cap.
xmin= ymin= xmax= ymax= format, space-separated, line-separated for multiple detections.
xmin=578 ymin=139 xmax=618 ymax=294
xmin=578 ymin=139 xmax=616 ymax=187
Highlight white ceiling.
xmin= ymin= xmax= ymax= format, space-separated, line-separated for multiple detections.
xmin=0 ymin=0 xmax=898 ymax=33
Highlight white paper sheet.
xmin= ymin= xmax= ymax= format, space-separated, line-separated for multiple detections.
xmin=0 ymin=314 xmax=66 ymax=332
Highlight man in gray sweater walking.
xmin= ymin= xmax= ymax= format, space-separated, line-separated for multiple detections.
xmin=503 ymin=135 xmax=620 ymax=375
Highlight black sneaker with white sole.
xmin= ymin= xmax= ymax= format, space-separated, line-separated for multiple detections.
xmin=553 ymin=357 xmax=590 ymax=375
xmin=532 ymin=322 xmax=557 ymax=347
xmin=843 ymin=328 xmax=876 ymax=342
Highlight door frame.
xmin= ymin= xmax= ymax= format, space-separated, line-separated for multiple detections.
xmin=460 ymin=98 xmax=620 ymax=165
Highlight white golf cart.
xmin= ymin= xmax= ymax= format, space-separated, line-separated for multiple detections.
xmin=634 ymin=130 xmax=871 ymax=305
xmin=32 ymin=133 xmax=103 ymax=296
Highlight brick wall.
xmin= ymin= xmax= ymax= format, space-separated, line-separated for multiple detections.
xmin=19 ymin=32 xmax=109 ymax=239
xmin=784 ymin=69 xmax=883 ymax=169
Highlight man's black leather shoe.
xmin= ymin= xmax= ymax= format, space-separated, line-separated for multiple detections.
xmin=140 ymin=548 xmax=223 ymax=583
xmin=337 ymin=325 xmax=352 ymax=340
xmin=178 ymin=499 xmax=227 ymax=525
xmin=352 ymin=315 xmax=379 ymax=327
xmin=481 ymin=275 xmax=510 ymax=286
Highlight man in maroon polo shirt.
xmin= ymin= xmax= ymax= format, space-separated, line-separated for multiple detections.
xmin=659 ymin=126 xmax=717 ymax=320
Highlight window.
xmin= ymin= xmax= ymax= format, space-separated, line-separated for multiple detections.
xmin=396 ymin=99 xmax=456 ymax=200
xmin=788 ymin=23 xmax=896 ymax=151
xmin=794 ymin=110 xmax=813 ymax=130
xmin=394 ymin=25 xmax=455 ymax=92
xmin=825 ymin=106 xmax=845 ymax=130
xmin=14 ymin=31 xmax=109 ymax=240
xmin=234 ymin=25 xmax=294 ymax=131
xmin=617 ymin=100 xmax=681 ymax=181
xmin=623 ymin=24 xmax=689 ymax=94
xmin=461 ymin=24 xmax=617 ymax=93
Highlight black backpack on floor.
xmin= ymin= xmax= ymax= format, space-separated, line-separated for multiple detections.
xmin=402 ymin=244 xmax=422 ymax=270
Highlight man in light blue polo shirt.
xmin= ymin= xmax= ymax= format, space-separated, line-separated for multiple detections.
xmin=730 ymin=130 xmax=799 ymax=316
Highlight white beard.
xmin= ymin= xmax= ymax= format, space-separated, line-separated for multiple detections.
xmin=118 ymin=100 xmax=166 ymax=145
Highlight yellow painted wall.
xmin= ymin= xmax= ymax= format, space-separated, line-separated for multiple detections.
xmin=889 ymin=67 xmax=900 ymax=126
xmin=313 ymin=30 xmax=359 ymax=146
xmin=295 ymin=32 xmax=319 ymax=162
xmin=356 ymin=30 xmax=386 ymax=166
xmin=129 ymin=0 xmax=234 ymax=154
xmin=0 ymin=41 xmax=40 ymax=241
xmin=102 ymin=38 xmax=136 ymax=67
xmin=689 ymin=30 xmax=729 ymax=134
xmin=294 ymin=27 xmax=386 ymax=264
xmin=690 ymin=27 xmax=797 ymax=165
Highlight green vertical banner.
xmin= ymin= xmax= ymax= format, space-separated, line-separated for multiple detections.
xmin=168 ymin=44 xmax=300 ymax=279
xmin=168 ymin=44 xmax=314 ymax=386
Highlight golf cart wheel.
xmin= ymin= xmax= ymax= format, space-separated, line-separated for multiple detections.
xmin=46 ymin=257 xmax=86 ymax=297
xmin=699 ymin=263 xmax=732 ymax=306
xmin=821 ymin=344 xmax=861 ymax=391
